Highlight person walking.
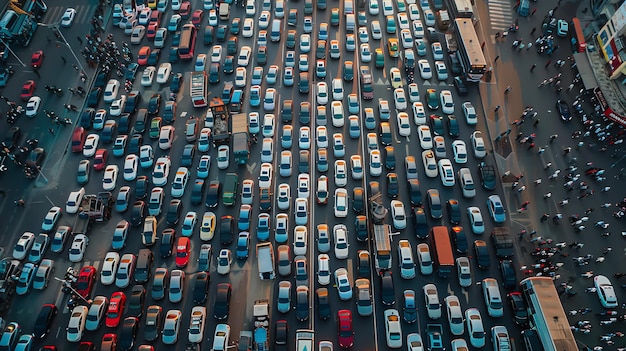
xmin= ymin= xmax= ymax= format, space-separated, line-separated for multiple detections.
xmin=495 ymin=105 xmax=501 ymax=112
xmin=531 ymin=8 xmax=537 ymax=15
xmin=517 ymin=185 xmax=527 ymax=193
xmin=543 ymin=192 xmax=552 ymax=199
xmin=563 ymin=147 xmax=572 ymax=155
xmin=545 ymin=59 xmax=552 ymax=68
xmin=544 ymin=162 xmax=552 ymax=169
xmin=48 ymin=128 xmax=55 ymax=135
xmin=541 ymin=213 xmax=550 ymax=221
xmin=534 ymin=119 xmax=540 ymax=127
xmin=505 ymin=86 xmax=512 ymax=94
xmin=549 ymin=134 xmax=558 ymax=142
xmin=494 ymin=55 xmax=500 ymax=63
xmin=530 ymin=64 xmax=536 ymax=71
xmin=534 ymin=178 xmax=542 ymax=185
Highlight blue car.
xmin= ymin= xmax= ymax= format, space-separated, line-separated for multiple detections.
xmin=236 ymin=232 xmax=250 ymax=259
xmin=257 ymin=213 xmax=270 ymax=241
xmin=487 ymin=195 xmax=506 ymax=223
xmin=238 ymin=204 xmax=251 ymax=231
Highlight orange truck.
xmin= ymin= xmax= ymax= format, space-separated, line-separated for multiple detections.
xmin=430 ymin=226 xmax=455 ymax=278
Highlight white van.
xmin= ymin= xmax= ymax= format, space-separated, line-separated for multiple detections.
xmin=271 ymin=19 xmax=282 ymax=42
xmin=219 ymin=3 xmax=230 ymax=20
xmin=275 ymin=0 xmax=285 ymax=18
xmin=345 ymin=14 xmax=356 ymax=32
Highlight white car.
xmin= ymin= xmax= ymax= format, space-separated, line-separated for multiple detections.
xmin=139 ymin=145 xmax=154 ymax=168
xmin=423 ymin=284 xmax=441 ymax=319
xmin=33 ymin=259 xmax=54 ymax=290
xmin=262 ymin=114 xmax=275 ymax=137
xmin=457 ymin=257 xmax=472 ymax=287
xmin=85 ymin=295 xmax=108 ymax=331
xmin=156 ymin=62 xmax=172 ymax=84
xmin=15 ymin=262 xmax=36 ymax=295
xmin=422 ymin=150 xmax=438 ymax=178
xmin=411 ymin=103 xmax=426 ymax=126
xmin=418 ymin=126 xmax=433 ymax=149
xmin=358 ymin=26 xmax=369 ymax=43
xmin=116 ymin=253 xmax=135 ymax=288
xmin=162 ymin=310 xmax=182 ymax=344
xmin=452 ymin=140 xmax=468 ymax=164
xmin=418 ymin=59 xmax=432 ymax=80
xmin=384 ymin=309 xmax=403 ymax=348
xmin=369 ymin=150 xmax=383 ymax=177
xmin=316 ymin=82 xmax=329 ymax=105
xmin=210 ymin=45 xmax=223 ymax=63
xmin=316 ymin=126 xmax=329 ymax=148
xmin=438 ymin=159 xmax=455 ymax=187
xmin=416 ymin=243 xmax=433 ymax=275
xmin=492 ymin=326 xmax=511 ymax=351
xmin=435 ymin=61 xmax=448 ymax=80
xmin=334 ymin=160 xmax=348 ymax=187
xmin=332 ymin=133 xmax=345 ymax=157
xmin=277 ymin=281 xmax=292 ymax=313
xmin=238 ymin=46 xmax=252 ymax=67
xmin=13 ymin=232 xmax=35 ymax=260
xmin=235 ymin=67 xmax=247 ymax=87
xmin=69 ymin=234 xmax=89 ymax=263
xmin=171 ymin=167 xmax=189 ymax=198
xmin=240 ymin=179 xmax=255 ymax=205
xmin=275 ymin=213 xmax=289 ymax=243
xmin=181 ymin=212 xmax=197 ymax=237
xmin=245 ymin=0 xmax=256 ymax=16
xmin=465 ymin=308 xmax=486 ymax=348
xmin=471 ymin=131 xmax=487 ymax=158
xmin=83 ymin=134 xmax=99 ymax=157
xmin=277 ymin=184 xmax=291 ymax=210
xmin=66 ymin=306 xmax=88 ymax=342
xmin=152 ymin=156 xmax=171 ymax=186
xmin=383 ymin=0 xmax=394 ymax=15
xmin=25 ymin=96 xmax=41 ymax=117
xmin=467 ymin=207 xmax=485 ymax=234
xmin=217 ymin=145 xmax=230 ymax=169
xmin=101 ymin=252 xmax=120 ymax=285
xmin=390 ymin=200 xmax=407 ymax=229
xmin=102 ymin=165 xmax=119 ymax=191
xmin=463 ymin=102 xmax=478 ymax=125
xmin=297 ymin=174 xmax=310 ymax=199
xmin=594 ymin=275 xmax=618 ymax=308
xmin=66 ymin=188 xmax=85 ymax=214
xmin=60 ymin=8 xmax=77 ymax=27
xmin=217 ymin=249 xmax=233 ymax=275
xmin=293 ymin=225 xmax=308 ymax=255
xmin=350 ymin=155 xmax=364 ymax=180
xmin=242 ymin=18 xmax=254 ymax=37
xmin=300 ymin=34 xmax=311 ymax=52
xmin=187 ymin=307 xmax=206 ymax=345
xmin=369 ymin=0 xmax=380 ymax=15
xmin=434 ymin=136 xmax=447 ymax=158
xmin=258 ymin=163 xmax=273 ymax=188
xmin=258 ymin=11 xmax=270 ymax=28
xmin=140 ymin=66 xmax=155 ymax=86
xmin=371 ymin=20 xmax=383 ymax=39
xmin=396 ymin=112 xmax=411 ymax=136
xmin=298 ymin=127 xmax=311 ymax=150
xmin=440 ymin=90 xmax=455 ymax=114
xmin=333 ymin=224 xmax=349 ymax=259
xmin=360 ymin=43 xmax=372 ymax=62
xmin=398 ymin=240 xmax=415 ymax=279
xmin=394 ymin=88 xmax=407 ymax=110
xmin=445 ymin=295 xmax=465 ymax=336
xmin=482 ymin=278 xmax=504 ymax=317
xmin=260 ymin=138 xmax=273 ymax=163
xmin=389 ymin=67 xmax=402 ymax=89
xmin=41 ymin=206 xmax=62 ymax=232
xmin=123 ymin=154 xmax=138 ymax=181
xmin=317 ymin=254 xmax=331 ymax=285
xmin=208 ymin=9 xmax=218 ymax=26
xmin=334 ymin=268 xmax=353 ymax=300
xmin=432 ymin=42 xmax=444 ymax=60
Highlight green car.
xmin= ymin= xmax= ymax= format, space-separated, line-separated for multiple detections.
xmin=330 ymin=8 xmax=340 ymax=25
xmin=343 ymin=61 xmax=354 ymax=81
xmin=149 ymin=117 xmax=162 ymax=139
xmin=426 ymin=89 xmax=439 ymax=110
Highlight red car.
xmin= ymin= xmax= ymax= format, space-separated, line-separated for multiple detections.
xmin=94 ymin=149 xmax=108 ymax=171
xmin=20 ymin=80 xmax=36 ymax=101
xmin=31 ymin=50 xmax=44 ymax=69
xmin=106 ymin=291 xmax=126 ymax=328
xmin=337 ymin=309 xmax=354 ymax=348
xmin=175 ymin=237 xmax=191 ymax=268
xmin=146 ymin=23 xmax=158 ymax=39
xmin=101 ymin=333 xmax=117 ymax=350
xmin=191 ymin=10 xmax=204 ymax=27
xmin=40 ymin=347 xmax=57 ymax=351
xmin=76 ymin=266 xmax=97 ymax=298
xmin=138 ymin=46 xmax=151 ymax=65
xmin=179 ymin=1 xmax=191 ymax=19
xmin=71 ymin=127 xmax=86 ymax=153
xmin=149 ymin=10 xmax=161 ymax=27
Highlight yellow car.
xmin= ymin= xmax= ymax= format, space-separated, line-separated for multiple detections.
xmin=148 ymin=0 xmax=158 ymax=9
xmin=387 ymin=38 xmax=399 ymax=58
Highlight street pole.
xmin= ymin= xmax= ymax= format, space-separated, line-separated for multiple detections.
xmin=37 ymin=23 xmax=85 ymax=74
xmin=53 ymin=276 xmax=91 ymax=305
xmin=0 ymin=38 xmax=27 ymax=67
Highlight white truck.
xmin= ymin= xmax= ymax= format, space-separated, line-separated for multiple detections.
xmin=253 ymin=300 xmax=270 ymax=351
xmin=256 ymin=242 xmax=275 ymax=280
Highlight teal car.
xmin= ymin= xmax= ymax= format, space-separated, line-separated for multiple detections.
xmin=426 ymin=89 xmax=439 ymax=110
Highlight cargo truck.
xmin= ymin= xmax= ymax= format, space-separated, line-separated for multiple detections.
xmin=253 ymin=299 xmax=270 ymax=351
xmin=231 ymin=113 xmax=250 ymax=164
xmin=256 ymin=242 xmax=275 ymax=280
xmin=222 ymin=173 xmax=238 ymax=206
xmin=491 ymin=227 xmax=514 ymax=258
xmin=209 ymin=97 xmax=231 ymax=145
xmin=430 ymin=226 xmax=455 ymax=278
xmin=373 ymin=224 xmax=392 ymax=273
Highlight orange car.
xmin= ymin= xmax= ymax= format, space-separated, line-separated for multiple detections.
xmin=137 ymin=46 xmax=151 ymax=65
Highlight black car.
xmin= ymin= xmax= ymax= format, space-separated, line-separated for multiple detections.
xmin=352 ymin=187 xmax=364 ymax=213
xmin=214 ymin=283 xmax=231 ymax=320
xmin=478 ymin=161 xmax=497 ymax=190
xmin=130 ymin=201 xmax=146 ymax=227
xmin=298 ymin=150 xmax=310 ymax=173
xmin=380 ymin=270 xmax=395 ymax=305
xmin=147 ymin=49 xmax=160 ymax=66
xmin=499 ymin=259 xmax=517 ymax=290
xmin=34 ymin=304 xmax=57 ymax=340
xmin=79 ymin=108 xmax=95 ymax=129
xmin=205 ymin=180 xmax=221 ymax=208
xmin=368 ymin=181 xmax=381 ymax=199
xmin=118 ymin=113 xmax=133 ymax=134
xmin=386 ymin=173 xmax=399 ymax=198
xmin=355 ymin=216 xmax=367 ymax=242
xmin=453 ymin=76 xmax=468 ymax=96
xmin=295 ymin=286 xmax=309 ymax=321
xmin=94 ymin=70 xmax=111 ymax=88
xmin=170 ymin=73 xmax=183 ymax=93
xmin=450 ymin=226 xmax=468 ymax=253
xmin=473 ymin=240 xmax=491 ymax=269
xmin=448 ymin=53 xmax=462 ymax=74
xmin=216 ymin=25 xmax=227 ymax=42
xmin=193 ymin=272 xmax=210 ymax=304
xmin=128 ymin=134 xmax=142 ymax=155
xmin=160 ymin=229 xmax=175 ymax=258
xmin=166 ymin=200 xmax=182 ymax=225
xmin=508 ymin=292 xmax=529 ymax=326
xmin=407 ymin=179 xmax=422 ymax=206
xmin=257 ymin=45 xmax=267 ymax=65
xmin=259 ymin=188 xmax=272 ymax=211
xmin=447 ymin=115 xmax=460 ymax=137
xmin=384 ymin=146 xmax=396 ymax=170
xmin=127 ymin=285 xmax=146 ymax=318
xmin=275 ymin=320 xmax=288 ymax=345
xmin=403 ymin=290 xmax=418 ymax=323
xmin=226 ymin=36 xmax=238 ymax=55
xmin=204 ymin=25 xmax=214 ymax=45
xmin=446 ymin=199 xmax=461 ymax=225
xmin=135 ymin=176 xmax=149 ymax=199
xmin=119 ymin=317 xmax=139 ymax=351
xmin=147 ymin=93 xmax=161 ymax=115
xmin=87 ymin=88 xmax=102 ymax=108
xmin=413 ymin=207 xmax=429 ymax=239
xmin=315 ymin=288 xmax=331 ymax=320
xmin=100 ymin=122 xmax=116 ymax=144
xmin=379 ymin=123 xmax=392 ymax=145
xmin=209 ymin=63 xmax=220 ymax=84
xmin=556 ymin=99 xmax=572 ymax=121
xmin=2 ymin=126 xmax=20 ymax=150
xmin=28 ymin=147 xmax=46 ymax=168
xmin=191 ymin=180 xmax=206 ymax=206
xmin=220 ymin=215 xmax=234 ymax=244
xmin=181 ymin=144 xmax=195 ymax=167
xmin=429 ymin=115 xmax=445 ymax=136
xmin=132 ymin=109 xmax=148 ymax=135
xmin=125 ymin=63 xmax=139 ymax=81
xmin=223 ymin=56 xmax=234 ymax=74
xmin=144 ymin=305 xmax=163 ymax=342
xmin=125 ymin=91 xmax=142 ymax=114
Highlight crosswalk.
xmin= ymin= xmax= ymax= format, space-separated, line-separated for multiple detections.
xmin=41 ymin=4 xmax=96 ymax=27
xmin=486 ymin=0 xmax=514 ymax=32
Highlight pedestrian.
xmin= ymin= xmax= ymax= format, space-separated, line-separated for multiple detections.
xmin=505 ymin=86 xmax=512 ymax=94
xmin=545 ymin=59 xmax=552 ymax=68
xmin=585 ymin=208 xmax=594 ymax=215
xmin=563 ymin=147 xmax=572 ymax=155
xmin=531 ymin=8 xmax=537 ymax=15
xmin=494 ymin=55 xmax=500 ymax=63
xmin=529 ymin=230 xmax=537 ymax=237
xmin=544 ymin=162 xmax=552 ymax=169
xmin=549 ymin=134 xmax=558 ymax=142
xmin=14 ymin=199 xmax=24 ymax=206
xmin=544 ymin=192 xmax=552 ymax=199
xmin=77 ymin=36 xmax=83 ymax=44
xmin=530 ymin=64 xmax=536 ymax=71
xmin=537 ymin=147 xmax=545 ymax=154
xmin=534 ymin=119 xmax=540 ymax=127
xmin=568 ymin=83 xmax=575 ymax=91
xmin=541 ymin=213 xmax=550 ymax=221
xmin=502 ymin=170 xmax=511 ymax=179
xmin=517 ymin=185 xmax=527 ymax=193
xmin=495 ymin=105 xmax=501 ymax=112
xmin=512 ymin=181 xmax=519 ymax=189
xmin=48 ymin=128 xmax=55 ymax=135
xmin=602 ymin=186 xmax=611 ymax=192
xmin=61 ymin=56 xmax=67 ymax=64
xmin=559 ymin=198 xmax=570 ymax=206
xmin=516 ymin=174 xmax=524 ymax=181
xmin=549 ymin=9 xmax=554 ymax=16
xmin=534 ymin=178 xmax=542 ymax=185
xmin=528 ymin=142 xmax=535 ymax=150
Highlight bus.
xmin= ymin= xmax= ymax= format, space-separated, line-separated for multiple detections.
xmin=571 ymin=17 xmax=587 ymax=52
xmin=190 ymin=71 xmax=208 ymax=108
xmin=178 ymin=24 xmax=197 ymax=60
xmin=452 ymin=18 xmax=487 ymax=82
xmin=447 ymin=0 xmax=474 ymax=19
xmin=519 ymin=277 xmax=578 ymax=351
